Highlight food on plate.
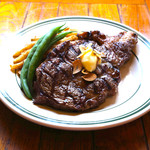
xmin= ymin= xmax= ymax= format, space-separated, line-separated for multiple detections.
xmin=10 ymin=61 xmax=24 ymax=71
xmin=10 ymin=25 xmax=138 ymax=112
xmin=33 ymin=30 xmax=138 ymax=111
xmin=13 ymin=43 xmax=35 ymax=58
xmin=10 ymin=27 xmax=77 ymax=73
xmin=11 ymin=24 xmax=75 ymax=99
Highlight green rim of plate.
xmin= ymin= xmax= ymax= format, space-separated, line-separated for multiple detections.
xmin=0 ymin=16 xmax=150 ymax=127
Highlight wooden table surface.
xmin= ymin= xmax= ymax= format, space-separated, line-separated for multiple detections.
xmin=0 ymin=0 xmax=150 ymax=149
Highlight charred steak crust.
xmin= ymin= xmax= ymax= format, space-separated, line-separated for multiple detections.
xmin=33 ymin=31 xmax=138 ymax=112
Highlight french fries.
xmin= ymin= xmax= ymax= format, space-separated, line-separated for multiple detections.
xmin=10 ymin=42 xmax=35 ymax=72
xmin=31 ymin=36 xmax=40 ymax=42
xmin=13 ymin=43 xmax=35 ymax=58
xmin=13 ymin=49 xmax=30 ymax=64
xmin=10 ymin=28 xmax=78 ymax=73
xmin=10 ymin=61 xmax=24 ymax=72
xmin=59 ymin=35 xmax=78 ymax=43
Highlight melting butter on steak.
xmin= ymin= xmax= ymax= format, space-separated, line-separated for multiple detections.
xmin=33 ymin=31 xmax=138 ymax=111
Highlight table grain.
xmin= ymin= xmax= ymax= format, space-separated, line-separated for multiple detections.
xmin=0 ymin=1 xmax=149 ymax=150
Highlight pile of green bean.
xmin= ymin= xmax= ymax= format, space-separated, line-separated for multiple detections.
xmin=20 ymin=24 xmax=74 ymax=99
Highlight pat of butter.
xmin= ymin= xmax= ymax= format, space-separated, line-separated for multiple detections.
xmin=81 ymin=49 xmax=97 ymax=72
xmin=78 ymin=43 xmax=102 ymax=72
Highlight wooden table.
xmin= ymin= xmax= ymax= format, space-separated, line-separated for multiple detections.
xmin=0 ymin=0 xmax=150 ymax=149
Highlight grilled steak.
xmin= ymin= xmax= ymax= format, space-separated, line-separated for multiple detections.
xmin=33 ymin=31 xmax=138 ymax=112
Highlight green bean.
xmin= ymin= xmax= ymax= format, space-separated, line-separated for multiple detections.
xmin=49 ymin=31 xmax=75 ymax=46
xmin=20 ymin=36 xmax=44 ymax=99
xmin=57 ymin=27 xmax=67 ymax=33
xmin=21 ymin=24 xmax=65 ymax=98
xmin=27 ymin=30 xmax=74 ymax=93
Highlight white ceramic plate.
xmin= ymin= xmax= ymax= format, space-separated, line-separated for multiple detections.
xmin=0 ymin=16 xmax=149 ymax=131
